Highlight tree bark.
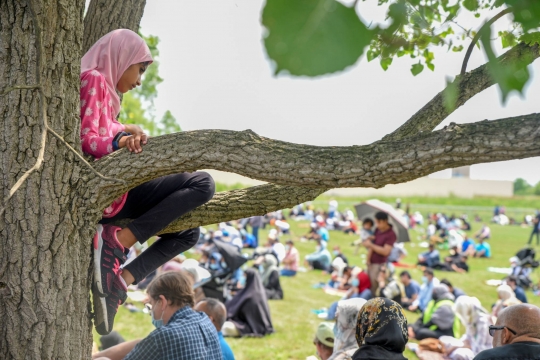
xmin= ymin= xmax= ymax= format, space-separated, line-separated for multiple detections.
xmin=83 ymin=0 xmax=147 ymax=53
xmin=91 ymin=114 xmax=540 ymax=211
xmin=0 ymin=1 xmax=94 ymax=359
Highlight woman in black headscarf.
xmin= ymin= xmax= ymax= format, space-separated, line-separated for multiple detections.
xmin=352 ymin=298 xmax=408 ymax=360
xmin=223 ymin=268 xmax=274 ymax=337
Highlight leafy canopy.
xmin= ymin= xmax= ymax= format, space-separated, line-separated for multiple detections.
xmin=262 ymin=0 xmax=540 ymax=101
xmin=119 ymin=33 xmax=182 ymax=136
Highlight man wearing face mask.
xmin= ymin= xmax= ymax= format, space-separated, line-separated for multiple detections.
xmin=92 ymin=271 xmax=222 ymax=360
xmin=473 ymin=304 xmax=540 ymax=360
xmin=409 ymin=268 xmax=439 ymax=312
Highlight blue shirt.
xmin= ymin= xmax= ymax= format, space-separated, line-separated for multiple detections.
xmin=461 ymin=238 xmax=475 ymax=253
xmin=514 ymin=286 xmax=528 ymax=303
xmin=318 ymin=228 xmax=329 ymax=241
xmin=475 ymin=242 xmax=491 ymax=257
xmin=405 ymin=280 xmax=421 ymax=299
xmin=218 ymin=332 xmax=235 ymax=360
xmin=125 ymin=306 xmax=223 ymax=360
xmin=418 ymin=280 xmax=436 ymax=311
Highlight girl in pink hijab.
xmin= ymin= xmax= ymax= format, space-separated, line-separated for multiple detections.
xmin=80 ymin=29 xmax=215 ymax=336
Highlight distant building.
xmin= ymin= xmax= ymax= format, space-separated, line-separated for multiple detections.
xmin=204 ymin=169 xmax=514 ymax=198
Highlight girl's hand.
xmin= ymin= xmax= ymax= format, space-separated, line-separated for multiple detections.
xmin=119 ymin=133 xmax=148 ymax=153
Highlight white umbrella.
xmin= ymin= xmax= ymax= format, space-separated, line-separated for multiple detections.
xmin=354 ymin=199 xmax=410 ymax=242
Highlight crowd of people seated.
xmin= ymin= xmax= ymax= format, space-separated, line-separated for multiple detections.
xmin=90 ymin=198 xmax=540 ymax=360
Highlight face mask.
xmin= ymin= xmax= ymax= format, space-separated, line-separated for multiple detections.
xmin=209 ymin=263 xmax=219 ymax=270
xmin=333 ymin=250 xmax=339 ymax=256
xmin=285 ymin=245 xmax=291 ymax=252
xmin=316 ymin=246 xmax=321 ymax=252
xmin=421 ymin=276 xmax=428 ymax=284
xmin=259 ymin=265 xmax=264 ymax=273
xmin=351 ymin=278 xmax=360 ymax=287
xmin=220 ymin=261 xmax=228 ymax=269
xmin=151 ymin=300 xmax=165 ymax=329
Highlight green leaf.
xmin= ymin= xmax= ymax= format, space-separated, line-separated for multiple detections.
xmin=463 ymin=0 xmax=479 ymax=12
xmin=499 ymin=31 xmax=517 ymax=48
xmin=380 ymin=57 xmax=393 ymax=70
xmin=411 ymin=62 xmax=424 ymax=75
xmin=520 ymin=32 xmax=540 ymax=46
xmin=443 ymin=76 xmax=459 ymax=112
xmin=504 ymin=0 xmax=540 ymax=31
xmin=427 ymin=62 xmax=435 ymax=71
xmin=480 ymin=26 xmax=531 ymax=103
xmin=262 ymin=0 xmax=373 ymax=76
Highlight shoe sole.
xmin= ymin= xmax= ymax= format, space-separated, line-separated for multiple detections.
xmin=93 ymin=224 xmax=107 ymax=297
xmin=92 ymin=288 xmax=112 ymax=335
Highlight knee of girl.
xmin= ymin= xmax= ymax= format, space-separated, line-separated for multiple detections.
xmin=196 ymin=171 xmax=215 ymax=201
xmin=186 ymin=228 xmax=200 ymax=248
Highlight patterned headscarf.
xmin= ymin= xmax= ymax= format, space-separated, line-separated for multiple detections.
xmin=355 ymin=298 xmax=408 ymax=353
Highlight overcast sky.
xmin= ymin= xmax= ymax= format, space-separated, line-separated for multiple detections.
xmin=129 ymin=0 xmax=540 ymax=185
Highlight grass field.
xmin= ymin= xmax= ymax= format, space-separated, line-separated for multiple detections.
xmin=93 ymin=198 xmax=540 ymax=359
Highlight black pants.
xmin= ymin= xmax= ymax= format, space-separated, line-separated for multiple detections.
xmin=100 ymin=172 xmax=215 ymax=283
xmin=410 ymin=318 xmax=454 ymax=340
xmin=528 ymin=229 xmax=539 ymax=245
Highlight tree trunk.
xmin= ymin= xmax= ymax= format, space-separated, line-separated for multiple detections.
xmin=0 ymin=1 xmax=95 ymax=359
xmin=83 ymin=0 xmax=147 ymax=53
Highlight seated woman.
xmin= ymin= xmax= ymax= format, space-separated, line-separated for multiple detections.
xmin=328 ymin=298 xmax=367 ymax=360
xmin=281 ymin=239 xmax=300 ymax=277
xmin=258 ymin=254 xmax=283 ymax=300
xmin=442 ymin=296 xmax=492 ymax=360
xmin=492 ymin=284 xmax=521 ymax=319
xmin=352 ymin=298 xmax=408 ymax=360
xmin=223 ymin=268 xmax=274 ymax=337
xmin=409 ymin=284 xmax=460 ymax=340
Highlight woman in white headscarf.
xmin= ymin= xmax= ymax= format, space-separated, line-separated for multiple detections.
xmin=492 ymin=284 xmax=521 ymax=318
xmin=329 ymin=298 xmax=367 ymax=360
xmin=441 ymin=296 xmax=492 ymax=360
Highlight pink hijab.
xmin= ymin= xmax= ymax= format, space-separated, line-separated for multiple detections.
xmin=81 ymin=29 xmax=153 ymax=117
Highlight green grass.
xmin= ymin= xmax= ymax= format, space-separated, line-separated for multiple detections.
xmin=94 ymin=202 xmax=540 ymax=359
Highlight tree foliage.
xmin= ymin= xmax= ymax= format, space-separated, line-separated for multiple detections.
xmin=514 ymin=177 xmax=532 ymax=195
xmin=262 ymin=0 xmax=540 ymax=101
xmin=119 ymin=33 xmax=182 ymax=136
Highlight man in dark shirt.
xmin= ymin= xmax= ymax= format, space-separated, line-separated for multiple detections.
xmin=474 ymin=304 xmax=540 ymax=360
xmin=440 ymin=279 xmax=466 ymax=299
xmin=363 ymin=211 xmax=397 ymax=294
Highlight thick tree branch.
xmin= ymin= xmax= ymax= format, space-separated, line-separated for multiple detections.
xmin=111 ymin=184 xmax=326 ymax=233
xmin=83 ymin=0 xmax=147 ymax=52
xmin=89 ymin=113 xmax=540 ymax=212
xmin=383 ymin=42 xmax=540 ymax=141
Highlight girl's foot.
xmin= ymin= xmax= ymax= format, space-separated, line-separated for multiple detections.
xmin=93 ymin=273 xmax=127 ymax=335
xmin=93 ymin=224 xmax=128 ymax=297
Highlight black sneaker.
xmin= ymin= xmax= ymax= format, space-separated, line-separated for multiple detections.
xmin=93 ymin=273 xmax=127 ymax=335
xmin=93 ymin=224 xmax=127 ymax=297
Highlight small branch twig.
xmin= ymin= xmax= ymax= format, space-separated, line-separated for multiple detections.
xmin=0 ymin=85 xmax=41 ymax=97
xmin=461 ymin=7 xmax=513 ymax=74
xmin=46 ymin=126 xmax=126 ymax=184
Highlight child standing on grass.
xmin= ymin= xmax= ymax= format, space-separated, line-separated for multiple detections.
xmin=80 ymin=29 xmax=215 ymax=335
